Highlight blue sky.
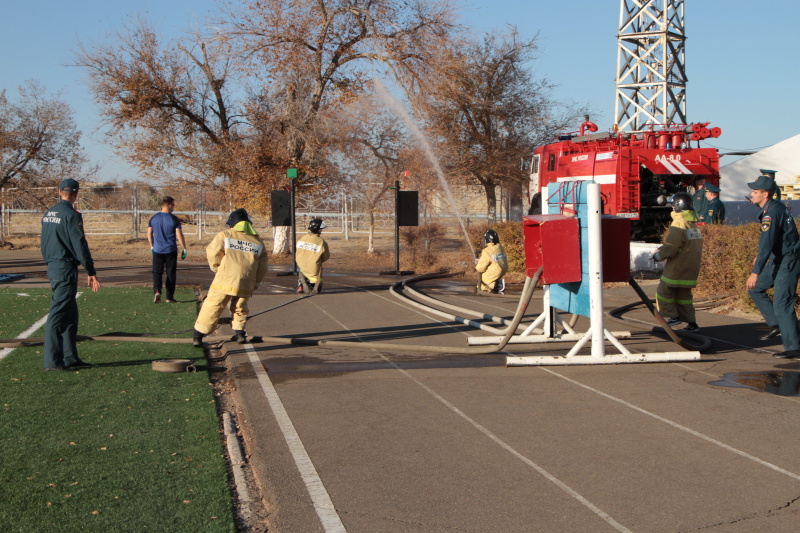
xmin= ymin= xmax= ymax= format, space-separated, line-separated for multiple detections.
xmin=2 ymin=0 xmax=798 ymax=181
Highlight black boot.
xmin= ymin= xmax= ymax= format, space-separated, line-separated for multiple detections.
xmin=232 ymin=330 xmax=247 ymax=344
xmin=192 ymin=329 xmax=204 ymax=348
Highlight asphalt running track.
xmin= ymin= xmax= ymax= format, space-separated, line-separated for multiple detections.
xmin=223 ymin=272 xmax=800 ymax=533
xmin=4 ymin=256 xmax=800 ymax=532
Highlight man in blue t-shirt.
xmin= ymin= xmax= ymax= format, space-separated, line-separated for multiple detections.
xmin=147 ymin=196 xmax=187 ymax=303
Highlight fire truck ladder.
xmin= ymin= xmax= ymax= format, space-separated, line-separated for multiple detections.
xmin=617 ymin=155 xmax=640 ymax=214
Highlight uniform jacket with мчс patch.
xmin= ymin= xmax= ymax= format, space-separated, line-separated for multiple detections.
xmin=40 ymin=199 xmax=97 ymax=275
xmin=475 ymin=243 xmax=509 ymax=284
xmin=752 ymin=198 xmax=800 ymax=276
xmin=206 ymin=228 xmax=268 ymax=297
xmin=657 ymin=210 xmax=703 ymax=288
xmin=296 ymin=233 xmax=330 ymax=279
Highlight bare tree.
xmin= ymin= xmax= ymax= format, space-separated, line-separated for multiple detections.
xmin=76 ymin=17 xmax=250 ymax=190
xmin=327 ymin=93 xmax=412 ymax=252
xmin=424 ymin=29 xmax=583 ymax=221
xmin=221 ymin=0 xmax=458 ymax=174
xmin=0 ymin=81 xmax=87 ymax=196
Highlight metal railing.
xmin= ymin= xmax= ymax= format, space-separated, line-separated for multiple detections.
xmin=1 ymin=186 xmax=499 ymax=241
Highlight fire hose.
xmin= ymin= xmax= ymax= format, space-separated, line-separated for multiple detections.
xmin=243 ymin=268 xmax=542 ymax=354
xmin=0 ymin=269 xmax=541 ymax=355
xmin=1 ymin=268 xmax=708 ymax=356
xmin=605 ymin=276 xmax=712 ymax=353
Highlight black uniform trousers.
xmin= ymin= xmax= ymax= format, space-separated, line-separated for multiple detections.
xmin=44 ymin=263 xmax=80 ymax=368
xmin=152 ymin=251 xmax=178 ymax=299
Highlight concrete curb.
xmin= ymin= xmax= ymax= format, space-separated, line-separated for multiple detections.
xmin=223 ymin=411 xmax=252 ymax=524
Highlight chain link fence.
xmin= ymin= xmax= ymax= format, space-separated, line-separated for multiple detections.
xmin=1 ymin=186 xmax=439 ymax=241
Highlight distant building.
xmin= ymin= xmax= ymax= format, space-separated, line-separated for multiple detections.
xmin=720 ymin=134 xmax=800 ymax=202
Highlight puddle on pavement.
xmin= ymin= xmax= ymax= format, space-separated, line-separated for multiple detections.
xmin=710 ymin=371 xmax=800 ymax=397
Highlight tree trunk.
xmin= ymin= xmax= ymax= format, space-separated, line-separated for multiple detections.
xmin=484 ymin=181 xmax=497 ymax=223
xmin=368 ymin=210 xmax=375 ymax=253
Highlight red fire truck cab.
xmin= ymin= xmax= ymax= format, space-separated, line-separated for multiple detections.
xmin=528 ymin=121 xmax=722 ymax=241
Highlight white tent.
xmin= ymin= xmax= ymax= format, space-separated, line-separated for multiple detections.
xmin=719 ymin=134 xmax=800 ymax=202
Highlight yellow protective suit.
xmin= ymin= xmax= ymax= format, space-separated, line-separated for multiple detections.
xmin=476 ymin=243 xmax=509 ymax=292
xmin=296 ymin=233 xmax=330 ymax=283
xmin=195 ymin=224 xmax=268 ymax=335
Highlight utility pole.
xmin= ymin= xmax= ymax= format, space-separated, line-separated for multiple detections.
xmin=614 ymin=0 xmax=687 ymax=131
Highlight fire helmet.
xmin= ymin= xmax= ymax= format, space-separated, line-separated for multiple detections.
xmin=667 ymin=192 xmax=693 ymax=213
xmin=483 ymin=229 xmax=500 ymax=245
xmin=226 ymin=208 xmax=251 ymax=227
xmin=308 ymin=218 xmax=327 ymax=234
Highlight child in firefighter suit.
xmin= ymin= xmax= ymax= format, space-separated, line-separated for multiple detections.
xmin=193 ymin=208 xmax=268 ymax=346
xmin=653 ymin=192 xmax=703 ymax=331
xmin=476 ymin=229 xmax=509 ymax=294
xmin=296 ymin=218 xmax=330 ymax=293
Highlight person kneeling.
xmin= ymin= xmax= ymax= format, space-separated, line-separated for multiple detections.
xmin=476 ymin=229 xmax=509 ymax=294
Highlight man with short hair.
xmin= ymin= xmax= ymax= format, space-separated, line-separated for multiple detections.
xmin=40 ymin=179 xmax=101 ymax=371
xmin=147 ymin=196 xmax=187 ymax=303
xmin=746 ymin=175 xmax=800 ymax=358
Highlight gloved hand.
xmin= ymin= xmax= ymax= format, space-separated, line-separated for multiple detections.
xmin=150 ymin=247 xmax=154 ymax=255
xmin=181 ymin=249 xmax=187 ymax=260
xmin=652 ymin=252 xmax=663 ymax=262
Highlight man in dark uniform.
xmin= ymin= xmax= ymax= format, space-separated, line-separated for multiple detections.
xmin=745 ymin=175 xmax=800 ymax=358
xmin=760 ymin=169 xmax=781 ymax=200
xmin=691 ymin=178 xmax=708 ymax=222
xmin=703 ymin=182 xmax=725 ymax=224
xmin=40 ymin=179 xmax=101 ymax=371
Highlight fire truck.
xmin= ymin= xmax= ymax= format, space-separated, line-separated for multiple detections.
xmin=528 ymin=119 xmax=722 ymax=240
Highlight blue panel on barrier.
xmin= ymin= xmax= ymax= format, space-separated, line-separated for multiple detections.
xmin=546 ymin=182 xmax=591 ymax=317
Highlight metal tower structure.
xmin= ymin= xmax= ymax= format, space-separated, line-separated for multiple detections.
xmin=614 ymin=0 xmax=687 ymax=132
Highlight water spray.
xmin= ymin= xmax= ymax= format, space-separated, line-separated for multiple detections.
xmin=373 ymin=79 xmax=477 ymax=259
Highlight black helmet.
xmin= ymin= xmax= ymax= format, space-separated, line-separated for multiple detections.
xmin=226 ymin=208 xmax=251 ymax=227
xmin=483 ymin=229 xmax=500 ymax=245
xmin=308 ymin=218 xmax=327 ymax=234
xmin=667 ymin=192 xmax=693 ymax=213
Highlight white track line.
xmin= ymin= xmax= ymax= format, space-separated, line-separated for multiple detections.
xmin=321 ymin=283 xmax=800 ymax=499
xmin=314 ymin=304 xmax=632 ymax=533
xmin=0 ymin=292 xmax=82 ymax=362
xmin=244 ymin=344 xmax=347 ymax=533
xmin=539 ymin=367 xmax=800 ymax=482
xmin=0 ymin=313 xmax=48 ymax=362
xmin=617 ymin=315 xmax=800 ymax=404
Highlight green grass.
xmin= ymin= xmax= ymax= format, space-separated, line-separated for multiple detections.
xmin=0 ymin=287 xmax=236 ymax=532
xmin=0 ymin=289 xmax=52 ymax=338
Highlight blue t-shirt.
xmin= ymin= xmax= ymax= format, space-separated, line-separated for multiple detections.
xmin=148 ymin=212 xmax=182 ymax=254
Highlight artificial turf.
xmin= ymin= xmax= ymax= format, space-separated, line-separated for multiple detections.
xmin=0 ymin=287 xmax=236 ymax=532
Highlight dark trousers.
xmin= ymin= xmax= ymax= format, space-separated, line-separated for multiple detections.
xmin=152 ymin=251 xmax=178 ymax=298
xmin=656 ymin=283 xmax=696 ymax=323
xmin=44 ymin=264 xmax=80 ymax=368
xmin=749 ymin=255 xmax=800 ymax=351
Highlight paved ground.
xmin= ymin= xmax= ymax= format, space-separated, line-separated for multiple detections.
xmin=3 ymin=252 xmax=800 ymax=532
